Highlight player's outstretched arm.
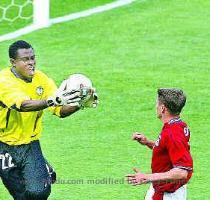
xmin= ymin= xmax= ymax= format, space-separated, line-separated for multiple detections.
xmin=132 ymin=132 xmax=155 ymax=149
xmin=126 ymin=168 xmax=188 ymax=186
xmin=59 ymin=105 xmax=80 ymax=118
xmin=20 ymin=86 xmax=82 ymax=112
xmin=147 ymin=168 xmax=188 ymax=183
xmin=20 ymin=99 xmax=81 ymax=117
xmin=20 ymin=99 xmax=80 ymax=118
xmin=20 ymin=100 xmax=48 ymax=111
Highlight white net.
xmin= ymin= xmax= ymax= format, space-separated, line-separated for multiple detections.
xmin=0 ymin=0 xmax=32 ymax=22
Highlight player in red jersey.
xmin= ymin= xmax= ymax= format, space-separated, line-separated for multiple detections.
xmin=126 ymin=88 xmax=193 ymax=200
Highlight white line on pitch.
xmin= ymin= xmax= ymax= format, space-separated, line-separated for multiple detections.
xmin=50 ymin=0 xmax=136 ymax=24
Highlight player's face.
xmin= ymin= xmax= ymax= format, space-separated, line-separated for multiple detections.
xmin=11 ymin=48 xmax=36 ymax=80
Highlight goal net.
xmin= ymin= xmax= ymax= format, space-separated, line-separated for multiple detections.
xmin=0 ymin=0 xmax=135 ymax=43
xmin=0 ymin=0 xmax=33 ymax=23
xmin=0 ymin=0 xmax=49 ymax=42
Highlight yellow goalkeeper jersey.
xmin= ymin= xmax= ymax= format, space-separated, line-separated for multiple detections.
xmin=0 ymin=68 xmax=61 ymax=145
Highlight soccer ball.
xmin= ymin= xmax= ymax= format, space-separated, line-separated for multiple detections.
xmin=57 ymin=73 xmax=98 ymax=108
xmin=66 ymin=73 xmax=93 ymax=91
xmin=66 ymin=73 xmax=93 ymax=103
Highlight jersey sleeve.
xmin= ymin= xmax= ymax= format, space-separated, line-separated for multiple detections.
xmin=0 ymin=80 xmax=30 ymax=109
xmin=164 ymin=127 xmax=193 ymax=171
xmin=42 ymin=75 xmax=61 ymax=117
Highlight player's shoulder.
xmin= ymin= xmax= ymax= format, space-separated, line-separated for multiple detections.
xmin=0 ymin=67 xmax=11 ymax=76
xmin=170 ymin=120 xmax=188 ymax=130
xmin=0 ymin=67 xmax=15 ymax=83
xmin=35 ymin=69 xmax=50 ymax=79
xmin=35 ymin=69 xmax=54 ymax=82
xmin=34 ymin=69 xmax=57 ymax=88
xmin=163 ymin=119 xmax=189 ymax=139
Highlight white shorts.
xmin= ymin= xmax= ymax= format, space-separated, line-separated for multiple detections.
xmin=145 ymin=184 xmax=187 ymax=200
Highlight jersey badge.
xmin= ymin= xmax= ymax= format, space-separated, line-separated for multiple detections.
xmin=36 ymin=86 xmax=44 ymax=96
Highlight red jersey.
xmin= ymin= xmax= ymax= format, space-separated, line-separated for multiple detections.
xmin=151 ymin=118 xmax=193 ymax=200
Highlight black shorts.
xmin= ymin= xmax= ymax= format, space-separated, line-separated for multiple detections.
xmin=0 ymin=140 xmax=55 ymax=200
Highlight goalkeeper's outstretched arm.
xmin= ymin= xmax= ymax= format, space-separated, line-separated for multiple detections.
xmin=19 ymin=88 xmax=82 ymax=112
xmin=20 ymin=100 xmax=48 ymax=111
xmin=19 ymin=85 xmax=98 ymax=116
xmin=20 ymin=99 xmax=80 ymax=118
xmin=60 ymin=105 xmax=80 ymax=118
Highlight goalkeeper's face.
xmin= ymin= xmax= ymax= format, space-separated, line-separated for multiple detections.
xmin=12 ymin=48 xmax=36 ymax=80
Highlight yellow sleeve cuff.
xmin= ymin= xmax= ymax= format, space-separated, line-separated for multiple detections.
xmin=48 ymin=106 xmax=61 ymax=117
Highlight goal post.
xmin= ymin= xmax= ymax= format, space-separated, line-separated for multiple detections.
xmin=33 ymin=0 xmax=50 ymax=28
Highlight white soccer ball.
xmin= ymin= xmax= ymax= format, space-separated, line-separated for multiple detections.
xmin=57 ymin=73 xmax=98 ymax=108
xmin=66 ymin=73 xmax=92 ymax=91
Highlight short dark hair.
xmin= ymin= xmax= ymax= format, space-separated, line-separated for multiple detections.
xmin=157 ymin=88 xmax=186 ymax=115
xmin=9 ymin=40 xmax=33 ymax=59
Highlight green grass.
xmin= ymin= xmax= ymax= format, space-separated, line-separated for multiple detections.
xmin=0 ymin=0 xmax=210 ymax=199
xmin=50 ymin=0 xmax=115 ymax=18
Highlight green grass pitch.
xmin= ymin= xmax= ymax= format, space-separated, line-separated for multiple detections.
xmin=0 ymin=0 xmax=210 ymax=199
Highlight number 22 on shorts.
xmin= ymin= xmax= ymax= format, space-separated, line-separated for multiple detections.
xmin=0 ymin=153 xmax=15 ymax=170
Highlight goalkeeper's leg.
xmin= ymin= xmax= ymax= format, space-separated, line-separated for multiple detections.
xmin=0 ymin=140 xmax=54 ymax=200
xmin=22 ymin=140 xmax=52 ymax=200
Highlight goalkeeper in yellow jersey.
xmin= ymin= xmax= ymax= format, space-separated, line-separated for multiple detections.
xmin=0 ymin=40 xmax=98 ymax=200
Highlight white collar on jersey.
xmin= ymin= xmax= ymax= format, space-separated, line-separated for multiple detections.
xmin=168 ymin=117 xmax=181 ymax=124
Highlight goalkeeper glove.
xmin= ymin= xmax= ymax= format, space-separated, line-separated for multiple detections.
xmin=47 ymin=89 xmax=82 ymax=107
xmin=81 ymin=88 xmax=99 ymax=108
xmin=47 ymin=79 xmax=84 ymax=107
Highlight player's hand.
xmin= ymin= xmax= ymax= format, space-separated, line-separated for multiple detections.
xmin=126 ymin=168 xmax=150 ymax=186
xmin=57 ymin=89 xmax=82 ymax=106
xmin=81 ymin=87 xmax=99 ymax=108
xmin=47 ymin=89 xmax=82 ymax=107
xmin=47 ymin=79 xmax=89 ymax=107
xmin=132 ymin=132 xmax=148 ymax=145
